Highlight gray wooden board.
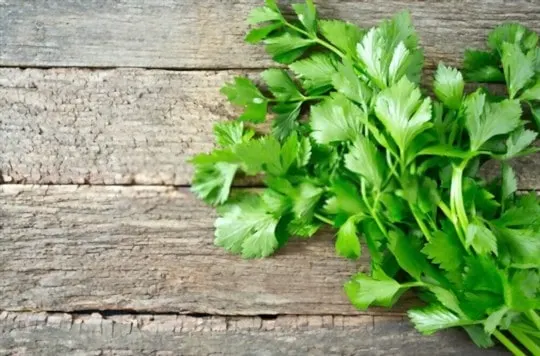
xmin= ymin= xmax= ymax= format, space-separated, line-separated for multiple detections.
xmin=2 ymin=68 xmax=539 ymax=187
xmin=1 ymin=0 xmax=539 ymax=69
xmin=0 ymin=311 xmax=508 ymax=356
xmin=0 ymin=184 xmax=425 ymax=315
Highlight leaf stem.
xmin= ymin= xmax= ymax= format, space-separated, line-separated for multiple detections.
xmin=402 ymin=281 xmax=428 ymax=288
xmin=365 ymin=190 xmax=390 ymax=240
xmin=526 ymin=310 xmax=540 ymax=330
xmin=268 ymin=95 xmax=326 ymax=104
xmin=314 ymin=213 xmax=334 ymax=226
xmin=437 ymin=201 xmax=454 ymax=223
xmin=411 ymin=208 xmax=433 ymax=241
xmin=509 ymin=327 xmax=540 ymax=355
xmin=283 ymin=21 xmax=346 ymax=59
xmin=450 ymin=158 xmax=472 ymax=247
xmin=493 ymin=330 xmax=527 ymax=356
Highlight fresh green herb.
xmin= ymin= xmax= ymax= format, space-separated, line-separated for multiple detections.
xmin=191 ymin=1 xmax=540 ymax=353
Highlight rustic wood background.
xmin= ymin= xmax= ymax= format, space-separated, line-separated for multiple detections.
xmin=1 ymin=1 xmax=539 ymax=355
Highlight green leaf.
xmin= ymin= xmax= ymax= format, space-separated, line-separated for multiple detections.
xmin=464 ymin=92 xmax=522 ymax=151
xmin=310 ymin=92 xmax=365 ymax=144
xmin=292 ymin=0 xmax=317 ymax=34
xmin=190 ymin=149 xmax=239 ymax=165
xmin=356 ymin=12 xmax=422 ymax=88
xmin=324 ymin=178 xmax=365 ymax=216
xmin=428 ymin=286 xmax=464 ymax=316
xmin=409 ymin=305 xmax=472 ymax=335
xmin=221 ymin=77 xmax=268 ymax=123
xmin=463 ymin=256 xmax=504 ymax=295
xmin=290 ymin=53 xmax=338 ymax=94
xmin=496 ymin=227 xmax=540 ymax=269
xmin=291 ymin=182 xmax=324 ymax=222
xmin=280 ymin=132 xmax=299 ymax=173
xmin=319 ymin=19 xmax=365 ymax=56
xmin=296 ymin=136 xmax=312 ymax=167
xmin=261 ymin=188 xmax=290 ymax=217
xmin=247 ymin=6 xmax=282 ymax=24
xmin=287 ymin=218 xmax=321 ymax=238
xmin=466 ymin=222 xmax=498 ymax=256
xmin=375 ymin=77 xmax=432 ymax=153
xmin=271 ymin=102 xmax=301 ymax=141
xmin=261 ymin=69 xmax=302 ymax=101
xmin=505 ymin=270 xmax=540 ymax=310
xmin=335 ymin=215 xmax=362 ymax=259
xmin=344 ymin=136 xmax=387 ymax=188
xmin=344 ymin=269 xmax=403 ymax=309
xmin=215 ymin=194 xmax=281 ymax=258
xmin=388 ymin=230 xmax=433 ymax=280
xmin=417 ymin=145 xmax=469 ymax=159
xmin=245 ymin=22 xmax=282 ymax=44
xmin=332 ymin=60 xmax=372 ymax=108
xmin=501 ymin=42 xmax=535 ymax=99
xmin=263 ymin=0 xmax=279 ymax=12
xmin=213 ymin=121 xmax=247 ymax=148
xmin=501 ymin=163 xmax=517 ymax=201
xmin=422 ymin=224 xmax=466 ymax=272
xmin=504 ymin=128 xmax=538 ymax=159
xmin=234 ymin=136 xmax=293 ymax=176
xmin=191 ymin=162 xmax=238 ymax=206
xmin=497 ymin=193 xmax=540 ymax=227
xmin=463 ymin=50 xmax=504 ymax=82
xmin=520 ymin=80 xmax=540 ymax=101
xmin=488 ymin=23 xmax=539 ymax=52
xmin=264 ymin=32 xmax=314 ymax=64
xmin=380 ymin=193 xmax=408 ymax=223
xmin=484 ymin=306 xmax=509 ymax=334
xmin=464 ymin=325 xmax=495 ymax=348
xmin=433 ymin=64 xmax=464 ymax=110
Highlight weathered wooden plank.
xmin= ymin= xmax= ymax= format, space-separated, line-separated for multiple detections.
xmin=0 ymin=68 xmax=236 ymax=185
xmin=1 ymin=0 xmax=539 ymax=69
xmin=0 ymin=311 xmax=507 ymax=355
xmin=0 ymin=184 xmax=422 ymax=315
xmin=2 ymin=68 xmax=539 ymax=188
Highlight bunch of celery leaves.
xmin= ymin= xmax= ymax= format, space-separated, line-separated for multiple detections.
xmin=191 ymin=1 xmax=540 ymax=353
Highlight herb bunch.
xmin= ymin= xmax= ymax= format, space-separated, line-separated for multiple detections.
xmin=190 ymin=1 xmax=540 ymax=353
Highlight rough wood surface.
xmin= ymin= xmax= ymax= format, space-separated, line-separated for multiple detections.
xmin=2 ymin=68 xmax=539 ymax=187
xmin=0 ymin=184 xmax=424 ymax=315
xmin=1 ymin=0 xmax=539 ymax=69
xmin=0 ymin=311 xmax=507 ymax=356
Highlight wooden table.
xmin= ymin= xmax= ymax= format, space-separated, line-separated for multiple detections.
xmin=1 ymin=1 xmax=538 ymax=355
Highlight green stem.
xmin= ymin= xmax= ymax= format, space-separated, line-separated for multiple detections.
xmin=509 ymin=328 xmax=540 ymax=355
xmin=283 ymin=22 xmax=346 ymax=59
xmin=269 ymin=95 xmax=326 ymax=104
xmin=493 ymin=330 xmax=527 ymax=356
xmin=438 ymin=199 xmax=467 ymax=244
xmin=366 ymin=190 xmax=390 ymax=240
xmin=437 ymin=201 xmax=454 ymax=223
xmin=526 ymin=310 xmax=540 ymax=330
xmin=450 ymin=161 xmax=470 ymax=246
xmin=402 ymin=281 xmax=428 ymax=288
xmin=314 ymin=213 xmax=334 ymax=226
xmin=451 ymin=166 xmax=468 ymax=226
xmin=411 ymin=208 xmax=433 ymax=241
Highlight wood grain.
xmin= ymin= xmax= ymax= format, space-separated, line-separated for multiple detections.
xmin=1 ymin=0 xmax=539 ymax=69
xmin=2 ymin=68 xmax=539 ymax=187
xmin=0 ymin=311 xmax=508 ymax=356
xmin=0 ymin=184 xmax=423 ymax=315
